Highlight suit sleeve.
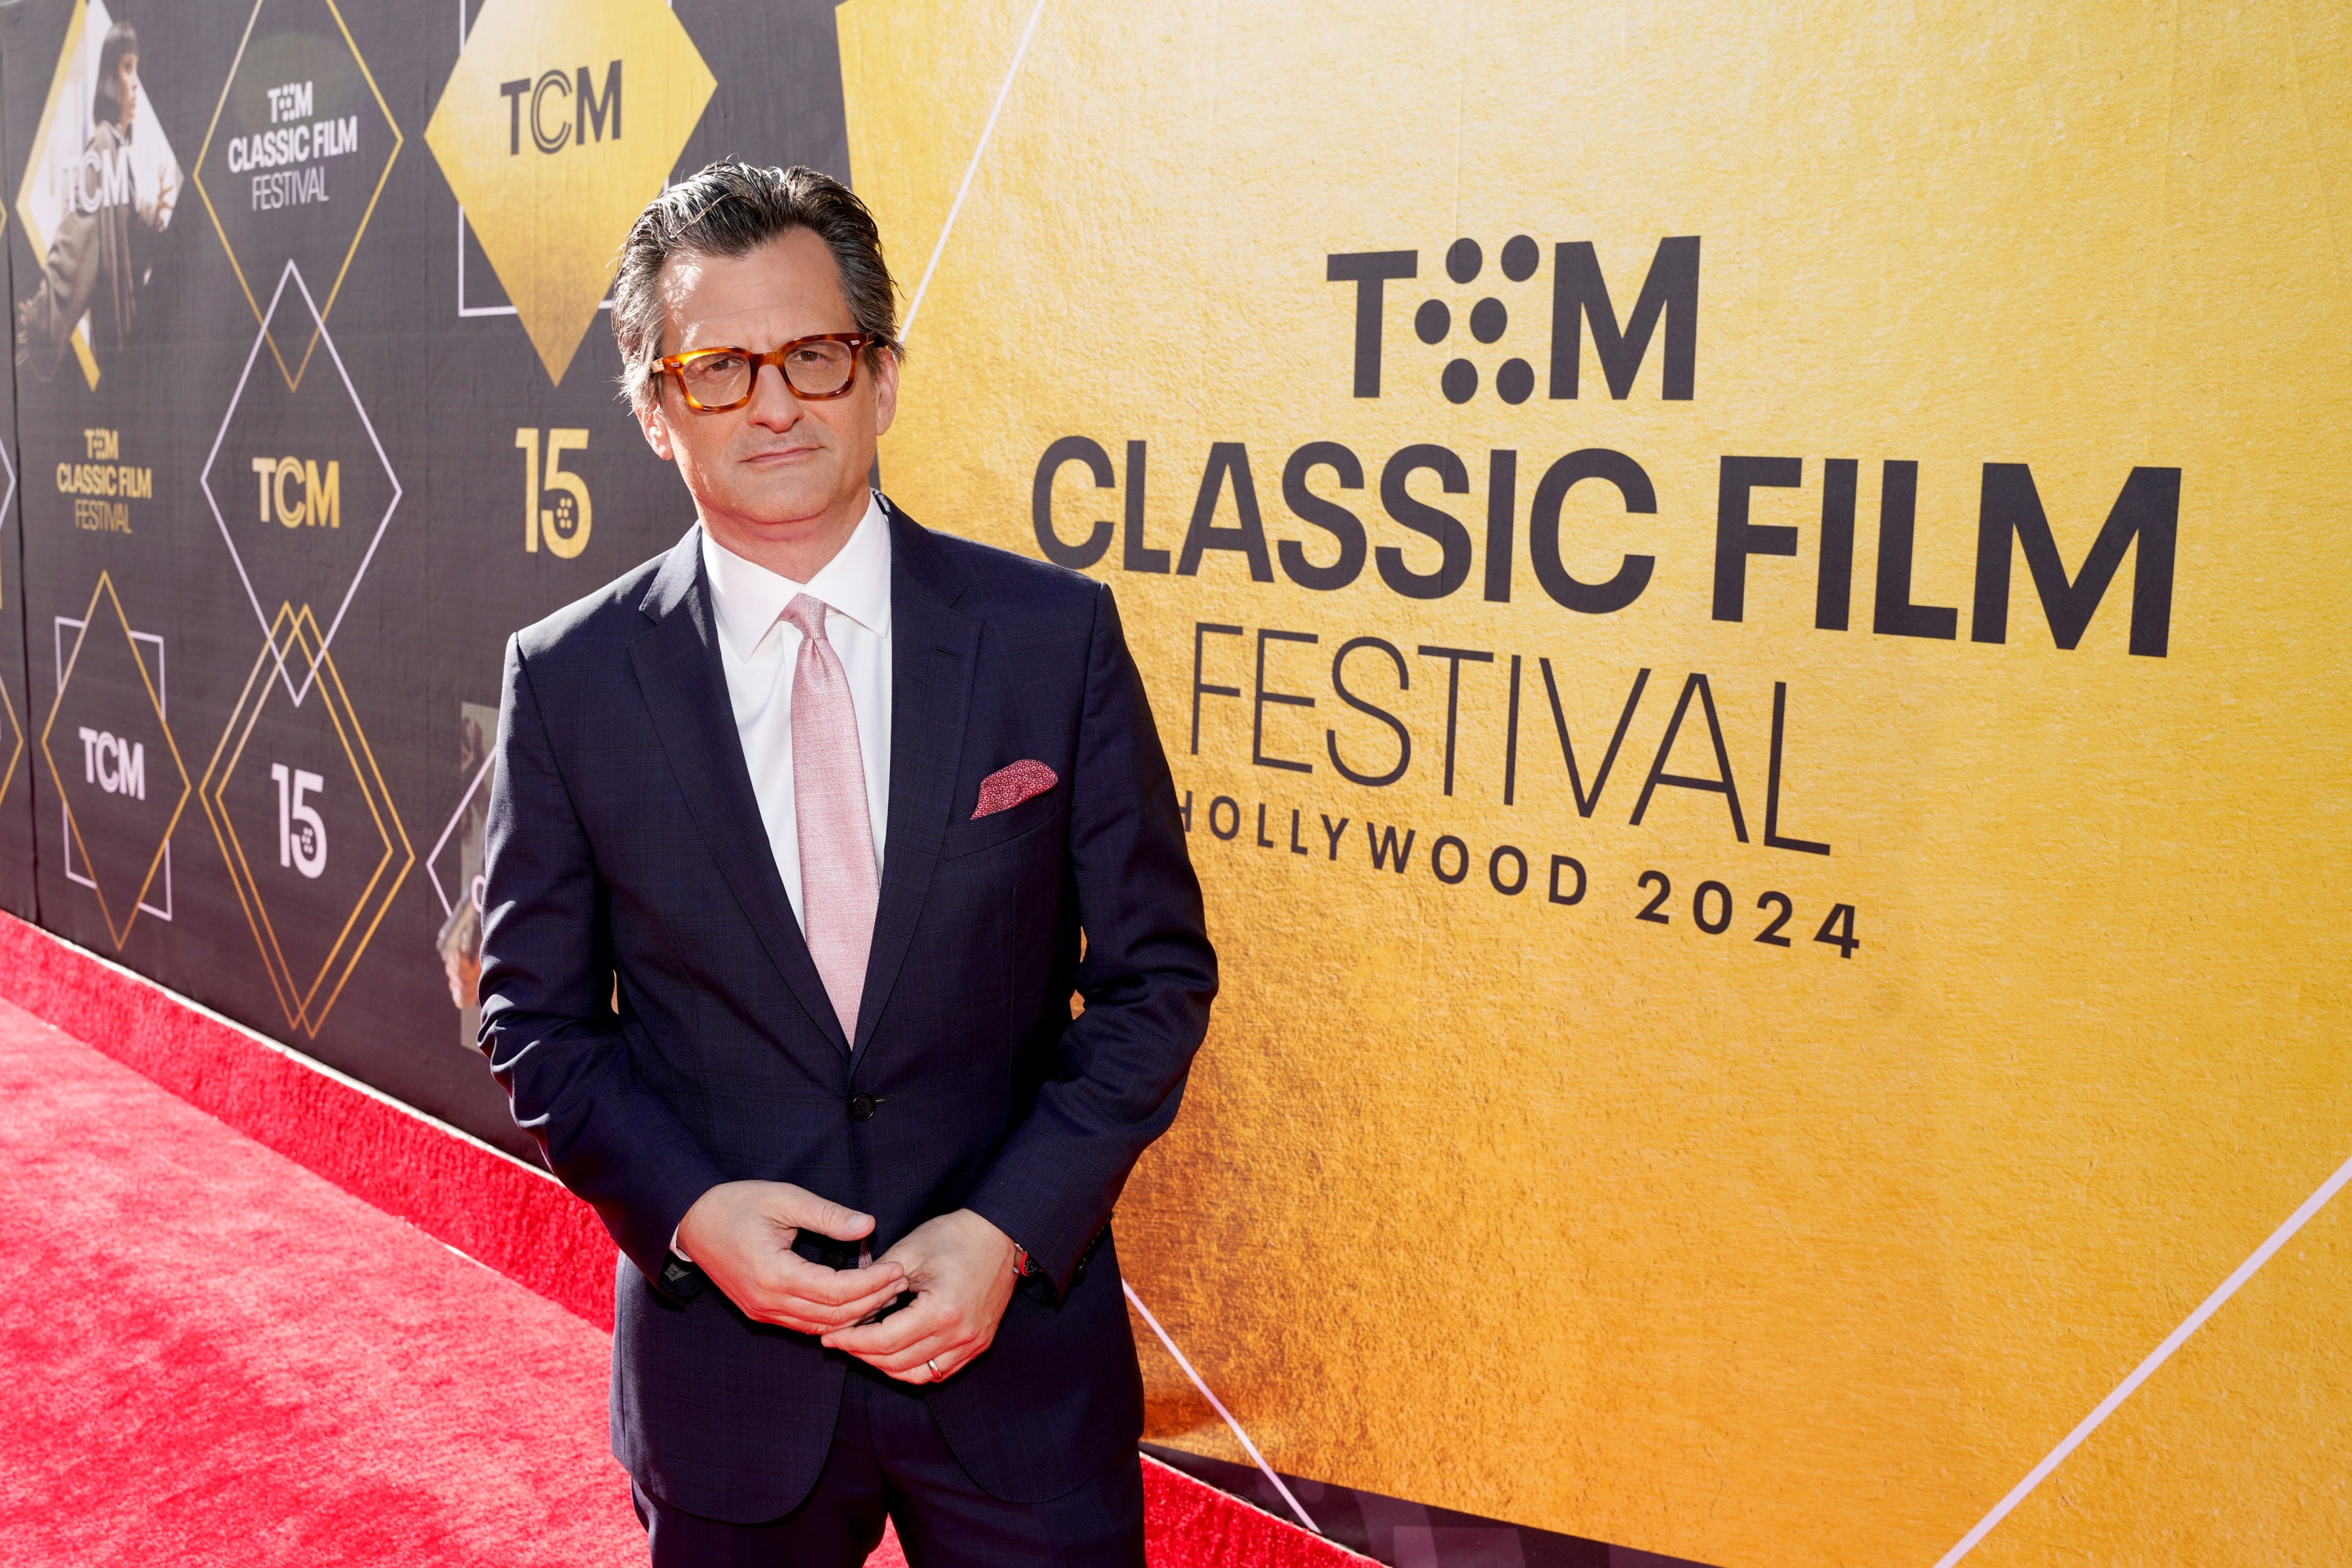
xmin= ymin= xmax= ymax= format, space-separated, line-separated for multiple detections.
xmin=964 ymin=583 xmax=1218 ymax=1295
xmin=477 ymin=634 xmax=727 ymax=1291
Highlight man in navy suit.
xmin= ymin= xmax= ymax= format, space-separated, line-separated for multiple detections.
xmin=478 ymin=161 xmax=1214 ymax=1566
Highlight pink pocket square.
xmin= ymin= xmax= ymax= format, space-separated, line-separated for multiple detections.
xmin=974 ymin=760 xmax=1058 ymax=818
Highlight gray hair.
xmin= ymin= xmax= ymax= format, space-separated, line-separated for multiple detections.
xmin=611 ymin=161 xmax=901 ymax=412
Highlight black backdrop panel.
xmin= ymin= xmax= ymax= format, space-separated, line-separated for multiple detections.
xmin=1 ymin=0 xmax=853 ymax=1157
xmin=0 ymin=235 xmax=27 ymax=920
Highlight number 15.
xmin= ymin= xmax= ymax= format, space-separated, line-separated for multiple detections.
xmin=516 ymin=427 xmax=592 ymax=558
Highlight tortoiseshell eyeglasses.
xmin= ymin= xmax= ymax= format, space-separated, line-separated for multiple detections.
xmin=653 ymin=333 xmax=869 ymax=411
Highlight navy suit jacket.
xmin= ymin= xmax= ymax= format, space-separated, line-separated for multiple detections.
xmin=477 ymin=503 xmax=1214 ymax=1520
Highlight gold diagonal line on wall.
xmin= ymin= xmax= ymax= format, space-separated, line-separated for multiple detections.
xmin=285 ymin=612 xmax=382 ymax=1019
xmin=296 ymin=0 xmax=405 ymax=390
xmin=286 ymin=610 xmax=394 ymax=1027
xmin=191 ymin=0 xmax=272 ymax=383
xmin=297 ymin=608 xmax=412 ymax=1033
xmin=198 ymin=603 xmax=307 ymax=1033
xmin=0 ymin=677 xmax=24 ymax=813
xmin=221 ymin=609 xmax=335 ymax=1032
xmin=213 ymin=605 xmax=310 ymax=1029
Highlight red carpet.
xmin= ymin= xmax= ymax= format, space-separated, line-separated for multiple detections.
xmin=0 ymin=916 xmax=1360 ymax=1567
xmin=0 ymin=996 xmax=651 ymax=1566
xmin=0 ymin=915 xmax=619 ymax=1330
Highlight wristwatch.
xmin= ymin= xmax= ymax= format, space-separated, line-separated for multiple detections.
xmin=1011 ymin=1243 xmax=1035 ymax=1277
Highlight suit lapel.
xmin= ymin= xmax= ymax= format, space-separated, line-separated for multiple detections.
xmin=854 ymin=505 xmax=979 ymax=1058
xmin=628 ymin=528 xmax=851 ymax=1057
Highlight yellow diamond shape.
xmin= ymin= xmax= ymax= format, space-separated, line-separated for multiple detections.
xmin=425 ymin=0 xmax=716 ymax=384
xmin=198 ymin=603 xmax=412 ymax=1037
xmin=38 ymin=572 xmax=193 ymax=949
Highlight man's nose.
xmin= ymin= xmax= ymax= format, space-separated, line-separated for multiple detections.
xmin=746 ymin=362 xmax=802 ymax=430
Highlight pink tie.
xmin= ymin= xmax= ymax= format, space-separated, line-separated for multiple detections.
xmin=781 ymin=593 xmax=877 ymax=1039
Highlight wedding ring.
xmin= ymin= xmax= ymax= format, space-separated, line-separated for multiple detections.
xmin=927 ymin=1357 xmax=944 ymax=1378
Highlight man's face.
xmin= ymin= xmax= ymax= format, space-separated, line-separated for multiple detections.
xmin=636 ymin=228 xmax=898 ymax=552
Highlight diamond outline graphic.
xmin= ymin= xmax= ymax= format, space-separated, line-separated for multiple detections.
xmin=201 ymin=259 xmax=403 ymax=709
xmin=0 ymin=674 xmax=24 ymax=816
xmin=192 ymin=0 xmax=403 ymax=392
xmin=52 ymin=615 xmax=171 ymax=920
xmin=198 ymin=602 xmax=412 ymax=1037
xmin=424 ymin=749 xmax=495 ymax=917
xmin=38 ymin=572 xmax=193 ymax=948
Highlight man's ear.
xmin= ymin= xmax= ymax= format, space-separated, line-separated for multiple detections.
xmin=871 ymin=348 xmax=901 ymax=441
xmin=636 ymin=390 xmax=675 ymax=463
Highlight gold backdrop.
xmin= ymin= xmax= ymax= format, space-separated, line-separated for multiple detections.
xmin=839 ymin=4 xmax=2352 ymax=1563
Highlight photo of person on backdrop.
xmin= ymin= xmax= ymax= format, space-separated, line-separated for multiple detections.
xmin=434 ymin=702 xmax=502 ymax=1048
xmin=15 ymin=16 xmax=179 ymax=381
xmin=477 ymin=161 xmax=1215 ymax=1565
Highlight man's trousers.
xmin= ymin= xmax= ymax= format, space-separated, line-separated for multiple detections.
xmin=630 ymin=1361 xmax=1147 ymax=1567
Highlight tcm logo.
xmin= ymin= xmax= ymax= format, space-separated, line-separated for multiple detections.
xmin=78 ymin=727 xmax=146 ymax=800
xmin=500 ymin=63 xmax=621 ymax=155
xmin=424 ymin=0 xmax=713 ymax=382
xmin=67 ymin=147 xmax=133 ymax=216
xmin=249 ymin=456 xmax=339 ymax=529
xmin=1328 ymin=235 xmax=1698 ymax=405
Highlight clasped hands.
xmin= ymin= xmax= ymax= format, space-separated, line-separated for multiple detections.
xmin=674 ymin=1180 xmax=1019 ymax=1385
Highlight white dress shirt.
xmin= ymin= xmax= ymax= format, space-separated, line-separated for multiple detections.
xmin=676 ymin=498 xmax=892 ymax=1260
xmin=700 ymin=493 xmax=893 ymax=929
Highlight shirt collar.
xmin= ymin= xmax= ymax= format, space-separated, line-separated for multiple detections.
xmin=701 ymin=492 xmax=893 ymax=660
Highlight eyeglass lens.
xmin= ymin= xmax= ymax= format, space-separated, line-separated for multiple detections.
xmin=681 ymin=341 xmax=855 ymax=405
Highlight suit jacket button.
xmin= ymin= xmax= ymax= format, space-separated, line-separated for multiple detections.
xmin=848 ymin=1093 xmax=877 ymax=1122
